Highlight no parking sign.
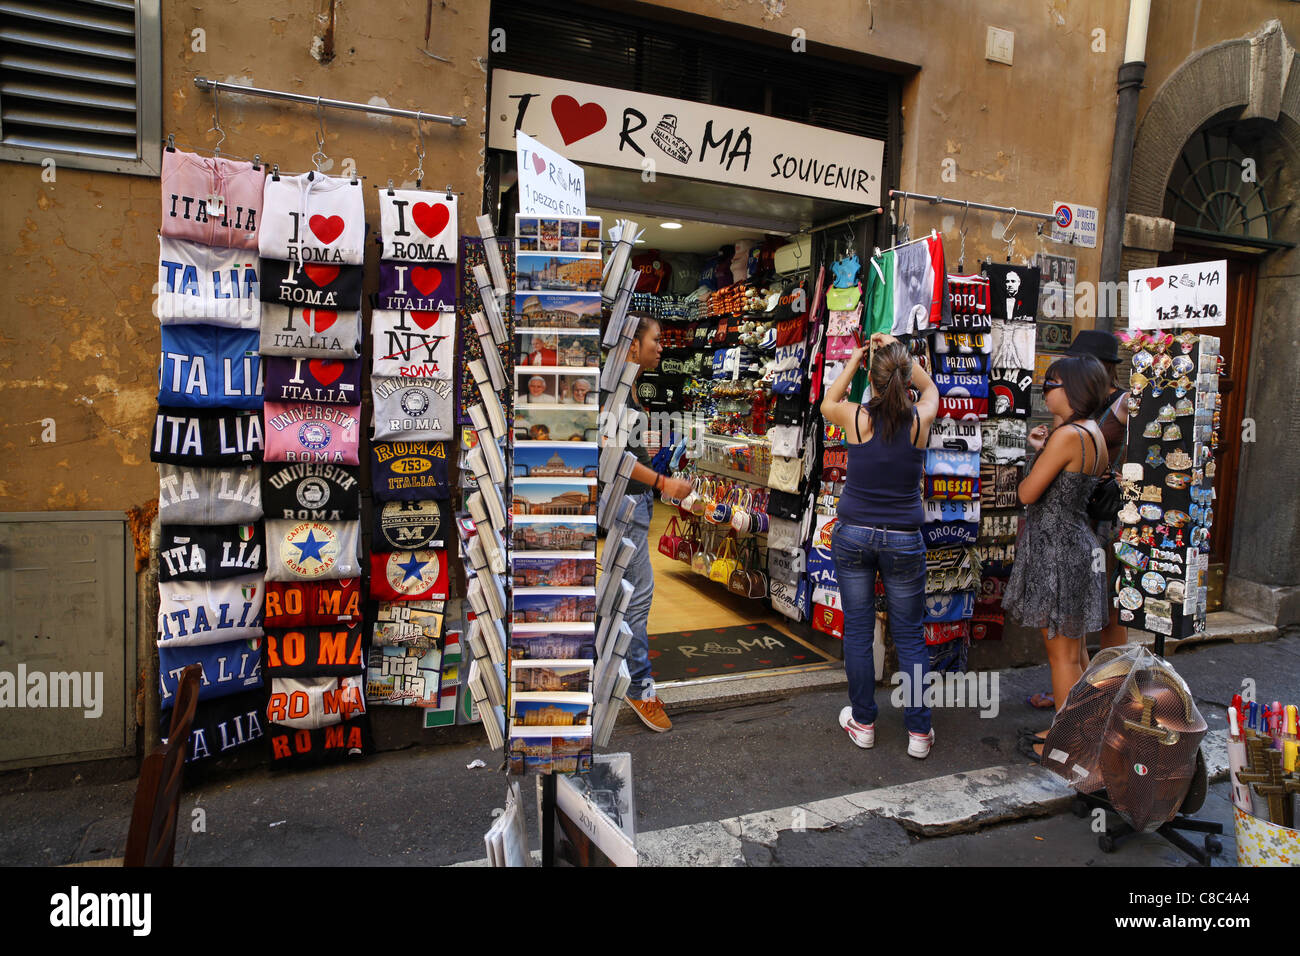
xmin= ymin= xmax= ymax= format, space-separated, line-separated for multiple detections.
xmin=1050 ymin=201 xmax=1098 ymax=248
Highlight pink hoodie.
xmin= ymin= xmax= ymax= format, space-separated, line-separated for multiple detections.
xmin=161 ymin=148 xmax=265 ymax=250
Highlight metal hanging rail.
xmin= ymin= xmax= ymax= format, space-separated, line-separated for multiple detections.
xmin=192 ymin=77 xmax=468 ymax=127
xmin=889 ymin=189 xmax=1056 ymax=222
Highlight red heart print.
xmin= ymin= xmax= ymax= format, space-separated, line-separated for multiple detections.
xmin=686 ymin=667 xmax=699 ymax=673
xmin=301 ymin=308 xmax=337 ymax=333
xmin=550 ymin=95 xmax=607 ymax=146
xmin=723 ymin=663 xmax=735 ymax=669
xmin=409 ymin=310 xmax=439 ymax=331
xmin=410 ymin=266 xmax=441 ymax=297
xmin=1145 ymin=277 xmax=1164 ymax=290
xmin=309 ymin=214 xmax=344 ymax=244
xmin=532 ymin=153 xmax=546 ymax=175
xmin=303 ymin=264 xmax=339 ymax=288
xmin=412 ymin=202 xmax=449 ymax=239
xmin=309 ymin=360 xmax=344 ymax=386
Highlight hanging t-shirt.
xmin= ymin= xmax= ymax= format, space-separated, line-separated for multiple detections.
xmin=378 ymin=190 xmax=457 ymax=262
xmin=865 ymin=235 xmax=951 ymax=336
xmin=163 ymin=686 xmax=266 ymax=761
xmin=158 ymin=638 xmax=263 ymax=711
xmin=157 ymin=572 xmax=265 ymax=645
xmin=371 ymin=376 xmax=455 ymax=441
xmin=262 ymin=626 xmax=365 ymax=677
xmin=267 ymin=675 xmax=366 ymax=730
xmin=158 ymin=523 xmax=265 ymax=581
xmin=983 ymin=264 xmax=1041 ymax=322
xmin=924 ymin=590 xmax=977 ymax=623
xmin=159 ymin=325 xmax=263 ymax=410
xmin=151 ymin=408 xmax=263 ymax=465
xmin=932 ymin=371 xmax=989 ymax=399
xmin=369 ymin=549 xmax=450 ymax=601
xmin=263 ymin=518 xmax=362 ymax=582
xmin=157 ymin=237 xmax=260 ymax=328
xmin=372 ymin=499 xmax=453 ymax=552
xmin=263 ymin=356 xmax=362 ymax=405
xmin=377 ymin=261 xmax=457 ymax=312
xmin=371 ymin=441 xmax=451 ymax=501
xmin=259 ymin=172 xmax=366 ymax=265
xmin=922 ymin=521 xmax=980 ymax=547
xmin=631 ymin=251 xmax=672 ymax=294
xmin=259 ymin=304 xmax=363 ymax=359
xmin=160 ymin=147 xmax=264 ymax=250
xmin=371 ymin=309 xmax=456 ymax=379
xmin=944 ymin=274 xmax=991 ymax=331
xmin=258 ymin=258 xmax=362 ymax=311
xmin=936 ymin=396 xmax=989 ymax=421
xmin=989 ymin=367 xmax=1034 ymax=418
xmin=158 ymin=464 xmax=263 ymax=525
xmin=263 ymin=401 xmax=361 ymax=465
xmin=262 ymin=462 xmax=359 ymax=521
xmin=264 ymin=578 xmax=363 ymax=628
xmin=927 ymin=418 xmax=982 ymax=452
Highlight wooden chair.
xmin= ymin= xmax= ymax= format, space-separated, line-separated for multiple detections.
xmin=124 ymin=663 xmax=201 ymax=867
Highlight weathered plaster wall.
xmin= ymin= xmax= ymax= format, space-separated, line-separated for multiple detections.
xmin=0 ymin=0 xmax=492 ymax=513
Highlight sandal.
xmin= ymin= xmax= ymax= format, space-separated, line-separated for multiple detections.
xmin=1016 ymin=734 xmax=1044 ymax=765
xmin=1017 ymin=726 xmax=1049 ymax=741
xmin=1027 ymin=692 xmax=1055 ymax=710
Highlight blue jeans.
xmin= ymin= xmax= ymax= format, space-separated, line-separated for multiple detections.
xmin=830 ymin=522 xmax=931 ymax=734
xmin=622 ymin=491 xmax=656 ymax=700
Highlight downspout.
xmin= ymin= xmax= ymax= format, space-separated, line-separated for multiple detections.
xmin=1097 ymin=0 xmax=1151 ymax=331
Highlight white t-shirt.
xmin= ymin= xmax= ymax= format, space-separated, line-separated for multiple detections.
xmin=157 ymin=236 xmax=260 ymax=327
xmin=378 ymin=189 xmax=457 ymax=262
xmin=259 ymin=172 xmax=366 ymax=265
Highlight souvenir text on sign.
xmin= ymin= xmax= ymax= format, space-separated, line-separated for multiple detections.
xmin=158 ymin=464 xmax=263 ymax=525
xmin=1128 ymin=260 xmax=1227 ymax=329
xmin=263 ymin=401 xmax=361 ymax=465
xmin=488 ymin=69 xmax=884 ymax=205
xmin=378 ymin=190 xmax=457 ymax=262
xmin=159 ymin=326 xmax=263 ymax=410
xmin=157 ymin=237 xmax=260 ymax=327
xmin=264 ymin=357 xmax=361 ymax=405
xmin=516 ymin=130 xmax=587 ymax=216
xmin=371 ymin=308 xmax=455 ymax=379
xmin=262 ymin=462 xmax=360 ymax=521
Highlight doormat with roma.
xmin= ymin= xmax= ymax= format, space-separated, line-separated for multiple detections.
xmin=647 ymin=624 xmax=835 ymax=682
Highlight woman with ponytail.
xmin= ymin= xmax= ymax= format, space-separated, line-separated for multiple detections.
xmin=821 ymin=333 xmax=940 ymax=758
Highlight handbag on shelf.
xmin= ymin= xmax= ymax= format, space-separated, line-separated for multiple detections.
xmin=677 ymin=518 xmax=700 ymax=565
xmin=730 ymin=488 xmax=752 ymax=536
xmin=693 ymin=527 xmax=714 ymax=576
xmin=658 ymin=515 xmax=685 ymax=560
xmin=728 ymin=537 xmax=769 ymax=599
xmin=709 ymin=535 xmax=740 ymax=584
xmin=708 ymin=484 xmax=735 ymax=525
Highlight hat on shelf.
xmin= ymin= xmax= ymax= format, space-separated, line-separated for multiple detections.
xmin=1067 ymin=329 xmax=1121 ymax=364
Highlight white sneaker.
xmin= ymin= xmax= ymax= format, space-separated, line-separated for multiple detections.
xmin=908 ymin=729 xmax=935 ymax=759
xmin=838 ymin=706 xmax=875 ymax=749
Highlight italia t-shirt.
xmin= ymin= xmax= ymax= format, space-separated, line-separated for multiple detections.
xmin=157 ymin=237 xmax=260 ymax=328
xmin=377 ymin=261 xmax=458 ymax=313
xmin=151 ymin=408 xmax=263 ymax=465
xmin=157 ymin=572 xmax=265 ymax=645
xmin=263 ymin=357 xmax=362 ymax=405
xmin=259 ymin=304 xmax=363 ymax=359
xmin=159 ymin=325 xmax=263 ymax=410
xmin=160 ymin=148 xmax=264 ymax=250
xmin=158 ymin=464 xmax=263 ymax=525
xmin=158 ymin=523 xmax=265 ymax=581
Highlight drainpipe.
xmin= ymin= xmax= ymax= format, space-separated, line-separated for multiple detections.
xmin=1098 ymin=0 xmax=1151 ymax=331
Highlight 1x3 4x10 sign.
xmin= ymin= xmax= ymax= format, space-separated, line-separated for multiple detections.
xmin=488 ymin=69 xmax=884 ymax=206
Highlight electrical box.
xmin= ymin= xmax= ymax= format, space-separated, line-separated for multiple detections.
xmin=0 ymin=513 xmax=136 ymax=770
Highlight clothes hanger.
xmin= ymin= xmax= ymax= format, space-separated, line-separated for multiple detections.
xmin=957 ymin=200 xmax=969 ymax=273
xmin=163 ymin=132 xmax=262 ymax=169
xmin=1002 ymin=206 xmax=1019 ymax=262
xmin=207 ymin=84 xmax=225 ymax=158
xmin=411 ymin=112 xmax=426 ymax=188
xmin=309 ymin=97 xmax=327 ymax=180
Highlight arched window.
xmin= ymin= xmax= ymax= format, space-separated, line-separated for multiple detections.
xmin=1163 ymin=122 xmax=1292 ymax=242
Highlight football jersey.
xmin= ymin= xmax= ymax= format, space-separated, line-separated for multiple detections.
xmin=158 ymin=523 xmax=265 ymax=581
xmin=261 ymin=462 xmax=360 ymax=521
xmin=263 ymin=357 xmax=362 ymax=405
xmin=263 ymin=401 xmax=361 ymax=465
xmin=158 ymin=464 xmax=263 ymax=525
xmin=371 ymin=309 xmax=456 ymax=379
xmin=927 ymin=418 xmax=982 ymax=452
xmin=259 ymin=172 xmax=366 ymax=265
xmin=378 ymin=190 xmax=457 ymax=262
xmin=159 ymin=325 xmax=263 ymax=410
xmin=160 ymin=147 xmax=264 ymax=249
xmin=263 ymin=518 xmax=362 ymax=582
xmin=157 ymin=237 xmax=260 ymax=328
xmin=157 ymin=573 xmax=265 ymax=645
xmin=151 ymin=408 xmax=263 ymax=465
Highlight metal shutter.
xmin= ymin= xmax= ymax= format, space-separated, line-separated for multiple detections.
xmin=0 ymin=0 xmax=161 ymax=175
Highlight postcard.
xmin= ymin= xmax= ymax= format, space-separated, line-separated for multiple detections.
xmin=511 ymin=586 xmax=597 ymax=623
xmin=517 ymin=254 xmax=603 ymax=294
xmin=516 ymin=368 xmax=598 ymax=405
xmin=514 ymin=292 xmax=602 ymax=330
xmin=510 ymin=691 xmax=594 ymax=727
xmin=509 ymin=623 xmax=597 ymax=661
xmin=512 ymin=441 xmax=598 ymax=478
xmin=514 ymin=406 xmax=599 ymax=443
xmin=512 ymin=552 xmax=598 ymax=587
xmin=511 ymin=516 xmax=598 ymax=553
xmin=507 ymin=728 xmax=593 ymax=775
xmin=517 ymin=329 xmax=600 ymax=369
xmin=510 ymin=660 xmax=594 ymax=694
xmin=512 ymin=478 xmax=598 ymax=516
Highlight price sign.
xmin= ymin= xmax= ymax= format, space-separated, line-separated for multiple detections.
xmin=1128 ymin=260 xmax=1227 ymax=329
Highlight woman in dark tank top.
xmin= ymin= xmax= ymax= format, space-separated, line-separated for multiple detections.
xmin=821 ymin=334 xmax=940 ymax=759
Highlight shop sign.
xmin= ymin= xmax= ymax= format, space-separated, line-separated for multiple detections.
xmin=1049 ymin=201 xmax=1098 ymax=248
xmin=1128 ymin=260 xmax=1227 ymax=329
xmin=489 ymin=69 xmax=884 ymax=205
xmin=516 ymin=131 xmax=586 ymax=216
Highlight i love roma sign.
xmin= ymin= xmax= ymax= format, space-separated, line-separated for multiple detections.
xmin=488 ymin=69 xmax=884 ymax=206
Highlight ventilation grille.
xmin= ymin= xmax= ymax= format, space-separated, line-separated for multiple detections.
xmin=0 ymin=0 xmax=141 ymax=160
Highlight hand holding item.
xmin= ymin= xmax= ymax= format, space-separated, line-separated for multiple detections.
xmin=663 ymin=476 xmax=694 ymax=500
xmin=1027 ymin=423 xmax=1050 ymax=452
xmin=870 ymin=332 xmax=898 ymax=348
